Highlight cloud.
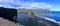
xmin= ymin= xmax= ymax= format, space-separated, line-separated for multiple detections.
xmin=21 ymin=2 xmax=53 ymax=9
xmin=0 ymin=0 xmax=22 ymax=7
xmin=0 ymin=0 xmax=53 ymax=9
xmin=0 ymin=4 xmax=16 ymax=8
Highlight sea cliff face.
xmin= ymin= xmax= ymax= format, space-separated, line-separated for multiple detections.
xmin=0 ymin=7 xmax=17 ymax=22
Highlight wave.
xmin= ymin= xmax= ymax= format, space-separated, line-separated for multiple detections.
xmin=33 ymin=12 xmax=60 ymax=25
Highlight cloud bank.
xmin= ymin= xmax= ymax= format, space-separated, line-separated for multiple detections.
xmin=0 ymin=0 xmax=53 ymax=9
xmin=0 ymin=0 xmax=23 ymax=7
xmin=21 ymin=2 xmax=53 ymax=9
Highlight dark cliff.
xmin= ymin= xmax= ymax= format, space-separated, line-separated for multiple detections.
xmin=0 ymin=7 xmax=17 ymax=22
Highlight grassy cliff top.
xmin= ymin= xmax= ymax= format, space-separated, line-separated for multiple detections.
xmin=17 ymin=9 xmax=49 ymax=12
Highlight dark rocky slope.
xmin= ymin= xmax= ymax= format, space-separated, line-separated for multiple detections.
xmin=0 ymin=7 xmax=17 ymax=22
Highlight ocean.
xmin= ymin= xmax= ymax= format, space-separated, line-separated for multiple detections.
xmin=49 ymin=11 xmax=60 ymax=22
xmin=33 ymin=11 xmax=60 ymax=22
xmin=16 ymin=11 xmax=60 ymax=26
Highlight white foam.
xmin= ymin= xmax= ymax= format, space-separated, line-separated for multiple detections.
xmin=33 ymin=13 xmax=57 ymax=23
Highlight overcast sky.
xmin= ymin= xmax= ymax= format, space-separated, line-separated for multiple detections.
xmin=0 ymin=0 xmax=60 ymax=11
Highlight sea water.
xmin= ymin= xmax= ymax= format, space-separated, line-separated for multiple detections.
xmin=33 ymin=11 xmax=60 ymax=22
xmin=16 ymin=11 xmax=60 ymax=26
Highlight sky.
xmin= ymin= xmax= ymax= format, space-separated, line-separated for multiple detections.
xmin=0 ymin=0 xmax=60 ymax=11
